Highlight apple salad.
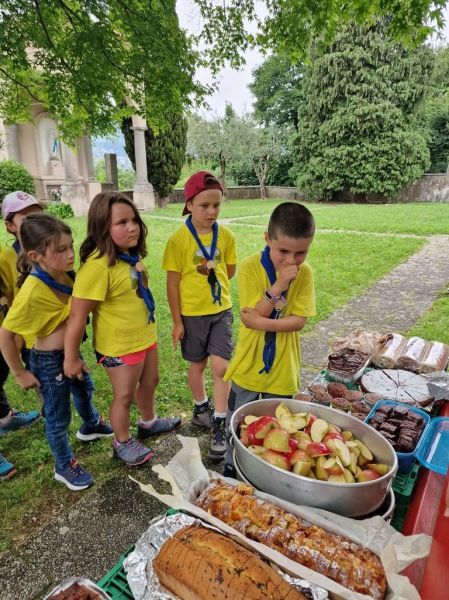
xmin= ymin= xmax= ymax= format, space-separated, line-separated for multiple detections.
xmin=238 ymin=403 xmax=390 ymax=483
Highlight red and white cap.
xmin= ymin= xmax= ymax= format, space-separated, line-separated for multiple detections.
xmin=1 ymin=191 xmax=41 ymax=221
xmin=182 ymin=171 xmax=223 ymax=216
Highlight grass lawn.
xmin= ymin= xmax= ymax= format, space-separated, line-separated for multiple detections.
xmin=0 ymin=199 xmax=435 ymax=551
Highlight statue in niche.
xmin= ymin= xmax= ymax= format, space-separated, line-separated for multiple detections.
xmin=49 ymin=129 xmax=61 ymax=161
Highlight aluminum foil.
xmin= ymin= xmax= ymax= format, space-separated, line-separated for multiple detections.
xmin=43 ymin=577 xmax=110 ymax=599
xmin=123 ymin=512 xmax=328 ymax=600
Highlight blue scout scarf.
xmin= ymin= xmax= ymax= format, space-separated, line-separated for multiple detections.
xmin=30 ymin=264 xmax=75 ymax=295
xmin=185 ymin=215 xmax=222 ymax=305
xmin=117 ymin=250 xmax=155 ymax=323
xmin=13 ymin=240 xmax=21 ymax=254
xmin=259 ymin=246 xmax=288 ymax=374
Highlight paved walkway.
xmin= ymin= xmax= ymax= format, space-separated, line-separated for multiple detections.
xmin=2 ymin=234 xmax=449 ymax=599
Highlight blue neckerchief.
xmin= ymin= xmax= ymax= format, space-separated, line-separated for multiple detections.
xmin=259 ymin=246 xmax=288 ymax=375
xmin=117 ymin=251 xmax=155 ymax=323
xmin=185 ymin=215 xmax=222 ymax=305
xmin=13 ymin=240 xmax=20 ymax=254
xmin=30 ymin=264 xmax=75 ymax=295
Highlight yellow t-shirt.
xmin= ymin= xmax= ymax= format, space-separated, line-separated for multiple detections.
xmin=0 ymin=243 xmax=19 ymax=299
xmin=162 ymin=223 xmax=237 ymax=316
xmin=224 ymin=253 xmax=316 ymax=395
xmin=2 ymin=274 xmax=71 ymax=341
xmin=73 ymin=252 xmax=157 ymax=356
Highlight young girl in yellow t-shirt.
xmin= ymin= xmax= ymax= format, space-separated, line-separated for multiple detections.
xmin=64 ymin=192 xmax=181 ymax=466
xmin=0 ymin=214 xmax=112 ymax=491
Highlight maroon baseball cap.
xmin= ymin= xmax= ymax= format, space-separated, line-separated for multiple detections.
xmin=182 ymin=171 xmax=223 ymax=216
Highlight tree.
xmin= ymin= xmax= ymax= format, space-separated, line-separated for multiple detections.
xmin=292 ymin=24 xmax=432 ymax=200
xmin=121 ymin=114 xmax=187 ymax=205
xmin=0 ymin=1 xmax=206 ymax=144
xmin=250 ymin=54 xmax=303 ymax=130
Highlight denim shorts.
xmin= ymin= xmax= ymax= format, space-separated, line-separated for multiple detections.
xmin=181 ymin=309 xmax=233 ymax=362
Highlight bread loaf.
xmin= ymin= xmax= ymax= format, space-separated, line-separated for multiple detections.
xmin=396 ymin=337 xmax=427 ymax=372
xmin=373 ymin=333 xmax=407 ymax=369
xmin=195 ymin=481 xmax=387 ymax=600
xmin=418 ymin=341 xmax=449 ymax=374
xmin=153 ymin=525 xmax=305 ymax=600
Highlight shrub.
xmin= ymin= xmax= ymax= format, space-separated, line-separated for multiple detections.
xmin=0 ymin=160 xmax=35 ymax=200
xmin=46 ymin=201 xmax=74 ymax=219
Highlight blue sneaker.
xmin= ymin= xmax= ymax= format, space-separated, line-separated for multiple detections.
xmin=54 ymin=458 xmax=94 ymax=491
xmin=137 ymin=416 xmax=182 ymax=439
xmin=76 ymin=417 xmax=113 ymax=442
xmin=0 ymin=452 xmax=17 ymax=480
xmin=0 ymin=410 xmax=40 ymax=436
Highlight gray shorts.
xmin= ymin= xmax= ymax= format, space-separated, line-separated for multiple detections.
xmin=181 ymin=309 xmax=233 ymax=363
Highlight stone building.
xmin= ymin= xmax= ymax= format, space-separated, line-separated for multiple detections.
xmin=0 ymin=105 xmax=155 ymax=215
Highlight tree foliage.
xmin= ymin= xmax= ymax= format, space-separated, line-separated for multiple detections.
xmin=122 ymin=114 xmax=187 ymax=202
xmin=293 ymin=24 xmax=433 ymax=200
xmin=0 ymin=0 xmax=205 ymax=144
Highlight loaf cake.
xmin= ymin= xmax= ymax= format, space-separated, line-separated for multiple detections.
xmin=153 ymin=524 xmax=305 ymax=600
xmin=195 ymin=480 xmax=387 ymax=600
xmin=48 ymin=582 xmax=101 ymax=600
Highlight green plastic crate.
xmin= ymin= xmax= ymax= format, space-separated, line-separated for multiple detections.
xmin=391 ymin=500 xmax=410 ymax=533
xmin=97 ymin=547 xmax=134 ymax=600
xmin=392 ymin=462 xmax=420 ymax=498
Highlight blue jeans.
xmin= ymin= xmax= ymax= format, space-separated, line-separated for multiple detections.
xmin=29 ymin=349 xmax=99 ymax=469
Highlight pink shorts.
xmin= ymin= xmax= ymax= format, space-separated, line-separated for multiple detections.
xmin=96 ymin=342 xmax=157 ymax=368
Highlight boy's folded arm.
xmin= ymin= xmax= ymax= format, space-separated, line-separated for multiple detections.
xmin=240 ymin=308 xmax=307 ymax=332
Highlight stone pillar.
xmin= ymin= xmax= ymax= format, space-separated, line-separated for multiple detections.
xmin=82 ymin=135 xmax=96 ymax=182
xmin=131 ymin=115 xmax=155 ymax=211
xmin=4 ymin=124 xmax=21 ymax=162
xmin=60 ymin=141 xmax=90 ymax=216
xmin=105 ymin=153 xmax=119 ymax=190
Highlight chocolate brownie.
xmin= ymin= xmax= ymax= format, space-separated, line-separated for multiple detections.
xmin=393 ymin=406 xmax=409 ymax=417
xmin=379 ymin=423 xmax=397 ymax=435
xmin=376 ymin=405 xmax=392 ymax=417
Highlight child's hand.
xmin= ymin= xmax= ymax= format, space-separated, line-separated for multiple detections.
xmin=172 ymin=323 xmax=185 ymax=350
xmin=63 ymin=356 xmax=89 ymax=380
xmin=240 ymin=307 xmax=265 ymax=330
xmin=277 ymin=264 xmax=299 ymax=290
xmin=16 ymin=369 xmax=41 ymax=390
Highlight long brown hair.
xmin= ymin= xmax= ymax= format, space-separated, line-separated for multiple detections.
xmin=17 ymin=213 xmax=72 ymax=287
xmin=80 ymin=192 xmax=148 ymax=265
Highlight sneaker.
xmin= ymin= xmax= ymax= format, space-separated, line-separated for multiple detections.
xmin=0 ymin=453 xmax=17 ymax=481
xmin=76 ymin=417 xmax=114 ymax=441
xmin=113 ymin=437 xmax=154 ymax=466
xmin=222 ymin=463 xmax=237 ymax=479
xmin=137 ymin=416 xmax=182 ymax=439
xmin=54 ymin=458 xmax=94 ymax=491
xmin=0 ymin=409 xmax=40 ymax=436
xmin=209 ymin=416 xmax=226 ymax=461
xmin=192 ymin=402 xmax=212 ymax=429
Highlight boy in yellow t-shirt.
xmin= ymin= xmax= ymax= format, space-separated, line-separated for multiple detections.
xmin=162 ymin=171 xmax=237 ymax=461
xmin=222 ymin=202 xmax=316 ymax=477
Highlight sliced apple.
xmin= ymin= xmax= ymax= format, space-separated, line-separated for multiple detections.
xmin=308 ymin=470 xmax=317 ymax=479
xmin=240 ymin=431 xmax=250 ymax=447
xmin=346 ymin=441 xmax=361 ymax=457
xmin=274 ymin=402 xmax=291 ymax=421
xmin=348 ymin=452 xmax=358 ymax=475
xmin=355 ymin=439 xmax=374 ymax=461
xmin=343 ymin=468 xmax=355 ymax=483
xmin=306 ymin=442 xmax=331 ymax=457
xmin=291 ymin=430 xmax=312 ymax=442
xmin=328 ymin=424 xmax=342 ymax=434
xmin=366 ymin=463 xmax=389 ymax=476
xmin=296 ymin=438 xmax=311 ymax=451
xmin=323 ymin=431 xmax=344 ymax=442
xmin=247 ymin=416 xmax=278 ymax=444
xmin=304 ymin=413 xmax=316 ymax=433
xmin=244 ymin=415 xmax=259 ymax=425
xmin=315 ymin=456 xmax=329 ymax=481
xmin=310 ymin=418 xmax=329 ymax=442
xmin=260 ymin=449 xmax=290 ymax=470
xmin=341 ymin=430 xmax=354 ymax=441
xmin=328 ymin=474 xmax=346 ymax=484
xmin=323 ymin=456 xmax=345 ymax=475
xmin=279 ymin=414 xmax=307 ymax=434
xmin=263 ymin=428 xmax=290 ymax=453
xmin=357 ymin=468 xmax=381 ymax=482
xmin=290 ymin=449 xmax=313 ymax=466
xmin=334 ymin=439 xmax=351 ymax=467
xmin=293 ymin=460 xmax=312 ymax=477
xmin=357 ymin=455 xmax=370 ymax=467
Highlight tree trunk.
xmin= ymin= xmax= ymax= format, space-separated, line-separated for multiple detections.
xmin=156 ymin=194 xmax=169 ymax=208
xmin=219 ymin=150 xmax=228 ymax=201
xmin=254 ymin=152 xmax=270 ymax=199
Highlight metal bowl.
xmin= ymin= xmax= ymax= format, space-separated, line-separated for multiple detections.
xmin=231 ymin=398 xmax=398 ymax=517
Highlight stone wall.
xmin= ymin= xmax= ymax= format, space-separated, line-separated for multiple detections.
xmin=167 ymin=185 xmax=303 ymax=203
xmin=396 ymin=173 xmax=449 ymax=202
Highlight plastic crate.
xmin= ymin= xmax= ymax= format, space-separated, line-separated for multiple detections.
xmin=97 ymin=547 xmax=134 ymax=600
xmin=392 ymin=461 xmax=420 ymax=498
xmin=391 ymin=499 xmax=410 ymax=533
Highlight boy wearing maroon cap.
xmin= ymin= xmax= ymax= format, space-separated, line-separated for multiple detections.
xmin=162 ymin=172 xmax=237 ymax=460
